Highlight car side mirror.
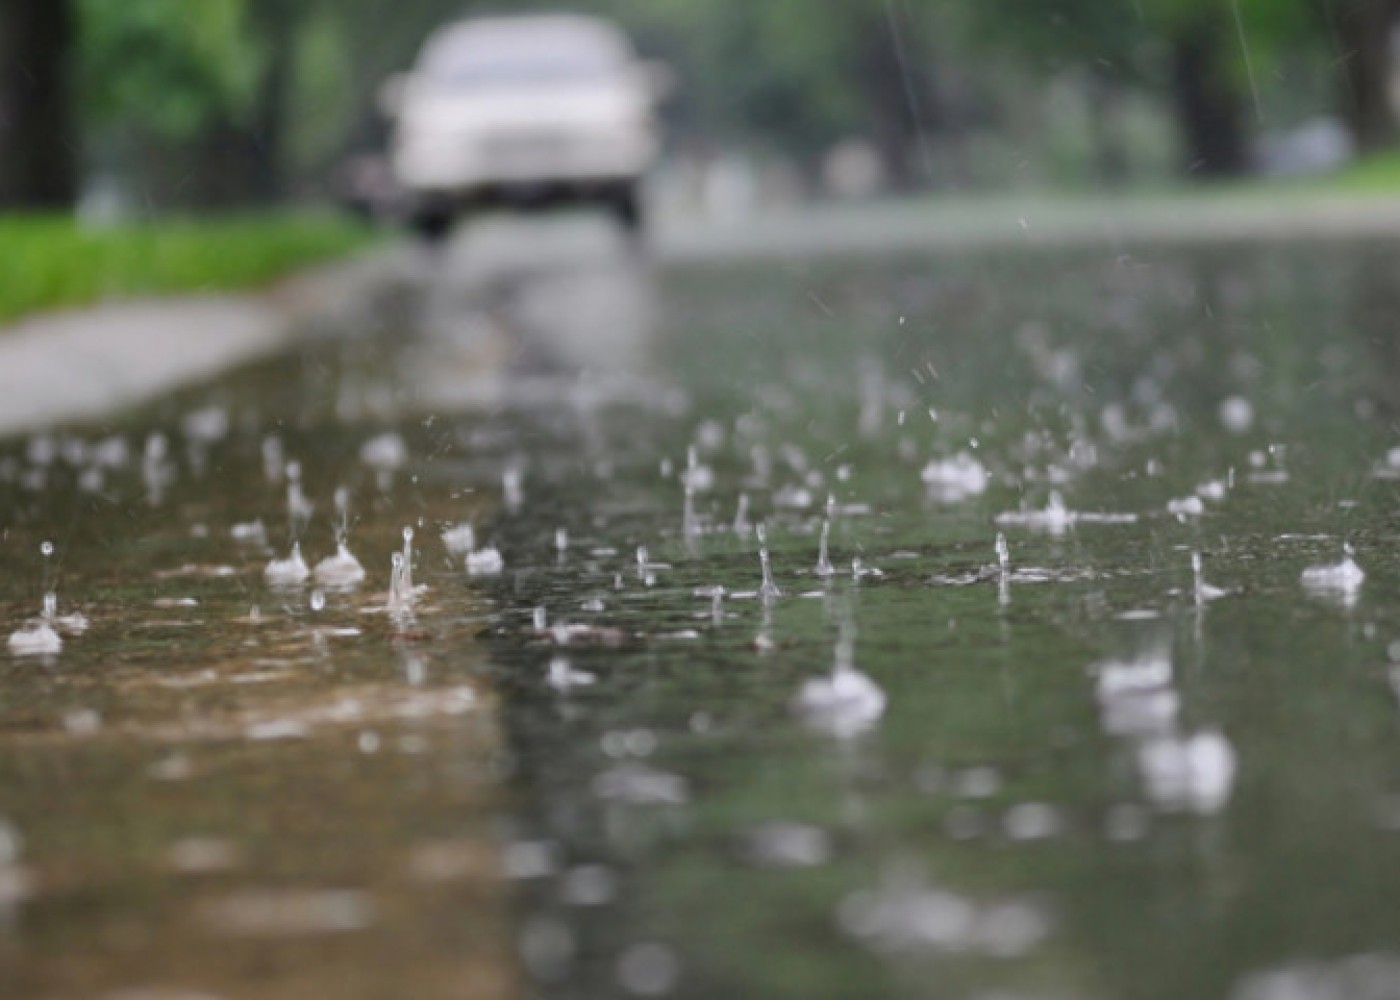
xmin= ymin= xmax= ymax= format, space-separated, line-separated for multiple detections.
xmin=378 ymin=73 xmax=409 ymax=118
xmin=639 ymin=60 xmax=675 ymax=102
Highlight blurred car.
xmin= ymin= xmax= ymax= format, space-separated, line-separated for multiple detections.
xmin=383 ymin=13 xmax=666 ymax=238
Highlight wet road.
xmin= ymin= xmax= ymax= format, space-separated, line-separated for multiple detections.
xmin=6 ymin=216 xmax=1400 ymax=999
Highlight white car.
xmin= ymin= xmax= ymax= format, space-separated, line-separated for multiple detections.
xmin=384 ymin=14 xmax=665 ymax=238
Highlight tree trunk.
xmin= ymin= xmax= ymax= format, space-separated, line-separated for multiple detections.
xmin=856 ymin=8 xmax=936 ymax=191
xmin=0 ymin=0 xmax=77 ymax=210
xmin=1170 ymin=17 xmax=1249 ymax=178
xmin=1087 ymin=69 xmax=1130 ymax=187
xmin=1330 ymin=0 xmax=1400 ymax=152
xmin=247 ymin=1 xmax=297 ymax=203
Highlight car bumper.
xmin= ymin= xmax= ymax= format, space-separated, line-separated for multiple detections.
xmin=392 ymin=130 xmax=657 ymax=195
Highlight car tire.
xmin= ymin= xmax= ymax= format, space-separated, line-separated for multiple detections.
xmin=410 ymin=209 xmax=454 ymax=243
xmin=608 ymin=185 xmax=643 ymax=234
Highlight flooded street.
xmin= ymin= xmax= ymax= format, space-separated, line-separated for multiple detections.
xmin=7 ymin=219 xmax=1400 ymax=999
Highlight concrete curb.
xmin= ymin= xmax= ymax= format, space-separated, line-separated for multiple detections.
xmin=0 ymin=244 xmax=421 ymax=438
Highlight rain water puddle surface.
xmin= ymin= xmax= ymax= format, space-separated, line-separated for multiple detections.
xmin=5 ymin=231 xmax=1400 ymax=999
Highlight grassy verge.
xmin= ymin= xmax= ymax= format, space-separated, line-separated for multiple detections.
xmin=1328 ymin=147 xmax=1400 ymax=193
xmin=0 ymin=213 xmax=376 ymax=324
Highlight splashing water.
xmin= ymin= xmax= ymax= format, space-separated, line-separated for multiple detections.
xmin=1300 ymin=543 xmax=1365 ymax=599
xmin=37 ymin=541 xmax=87 ymax=632
xmin=264 ymin=542 xmax=310 ymax=587
xmin=547 ymin=656 xmax=597 ymax=692
xmin=990 ymin=532 xmax=1011 ymax=605
xmin=285 ymin=461 xmax=313 ymax=538
xmin=399 ymin=527 xmax=418 ymax=595
xmin=683 ymin=445 xmax=714 ymax=492
xmin=1138 ymin=731 xmax=1237 ymax=815
xmin=995 ymin=491 xmax=1138 ymax=535
xmin=814 ymin=520 xmax=835 ymax=577
xmin=442 ymin=522 xmax=476 ymax=558
xmin=503 ymin=465 xmax=525 ymax=511
xmin=1192 ymin=552 xmax=1228 ymax=604
xmin=1168 ymin=496 xmax=1205 ymax=518
xmin=682 ymin=477 xmax=699 ymax=540
xmin=466 ymin=545 xmax=504 ymax=576
xmin=8 ymin=542 xmax=65 ymax=655
xmin=261 ymin=435 xmax=284 ymax=482
xmin=441 ymin=516 xmax=502 ymax=575
xmin=851 ymin=556 xmax=882 ymax=580
xmin=387 ymin=552 xmax=413 ymax=619
xmin=733 ymin=493 xmax=752 ymax=537
xmin=313 ymin=542 xmax=366 ymax=588
xmin=313 ymin=488 xmax=366 ymax=588
xmin=792 ymin=622 xmax=885 ymax=738
xmin=359 ymin=431 xmax=407 ymax=473
xmin=757 ymin=524 xmax=782 ymax=600
xmin=920 ymin=451 xmax=990 ymax=500
xmin=8 ymin=618 xmax=62 ymax=657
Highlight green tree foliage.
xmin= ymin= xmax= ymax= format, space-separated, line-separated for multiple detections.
xmin=79 ymin=0 xmax=259 ymax=139
xmin=0 ymin=0 xmax=78 ymax=209
xmin=33 ymin=0 xmax=1400 ymax=211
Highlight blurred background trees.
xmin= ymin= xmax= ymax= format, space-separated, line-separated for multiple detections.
xmin=1 ymin=0 xmax=1398 ymax=213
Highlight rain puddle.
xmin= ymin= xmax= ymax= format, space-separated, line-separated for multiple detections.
xmin=5 ymin=225 xmax=1400 ymax=999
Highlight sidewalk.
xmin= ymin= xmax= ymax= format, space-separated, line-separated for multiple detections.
xmin=0 ymin=246 xmax=422 ymax=437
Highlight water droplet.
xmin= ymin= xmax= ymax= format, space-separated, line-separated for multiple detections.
xmin=757 ymin=525 xmax=781 ymax=600
xmin=814 ymin=520 xmax=834 ymax=577
xmin=732 ymin=493 xmax=752 ymax=536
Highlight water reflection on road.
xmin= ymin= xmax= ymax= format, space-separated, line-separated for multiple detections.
xmin=5 ymin=227 xmax=1400 ymax=999
xmin=408 ymin=217 xmax=661 ymax=413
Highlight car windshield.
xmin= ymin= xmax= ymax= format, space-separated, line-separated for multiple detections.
xmin=419 ymin=19 xmax=629 ymax=88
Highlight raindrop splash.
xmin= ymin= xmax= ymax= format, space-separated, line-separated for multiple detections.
xmin=732 ymin=493 xmax=752 ymax=537
xmin=442 ymin=522 xmax=476 ymax=558
xmin=313 ymin=488 xmax=366 ymax=587
xmin=1300 ymin=543 xmax=1365 ymax=601
xmin=793 ymin=620 xmax=885 ymax=737
xmin=387 ymin=552 xmax=413 ymax=619
xmin=1192 ymin=552 xmax=1228 ymax=604
xmin=400 ymin=527 xmax=417 ymax=595
xmin=285 ymin=461 xmax=313 ymax=538
xmin=814 ymin=520 xmax=835 ymax=577
xmin=757 ymin=524 xmax=781 ymax=600
xmin=264 ymin=542 xmax=310 ymax=587
xmin=9 ymin=542 xmax=65 ymax=655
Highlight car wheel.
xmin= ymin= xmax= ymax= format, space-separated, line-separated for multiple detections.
xmin=411 ymin=209 xmax=454 ymax=243
xmin=608 ymin=185 xmax=643 ymax=233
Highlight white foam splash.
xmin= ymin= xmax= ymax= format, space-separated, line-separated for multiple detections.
xmin=1300 ymin=547 xmax=1364 ymax=598
xmin=313 ymin=543 xmax=366 ymax=588
xmin=264 ymin=543 xmax=310 ymax=587
xmin=1137 ymin=731 xmax=1236 ymax=815
xmin=920 ymin=452 xmax=989 ymax=500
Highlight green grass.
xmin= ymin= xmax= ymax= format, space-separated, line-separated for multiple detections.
xmin=0 ymin=213 xmax=376 ymax=324
xmin=1329 ymin=147 xmax=1400 ymax=193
